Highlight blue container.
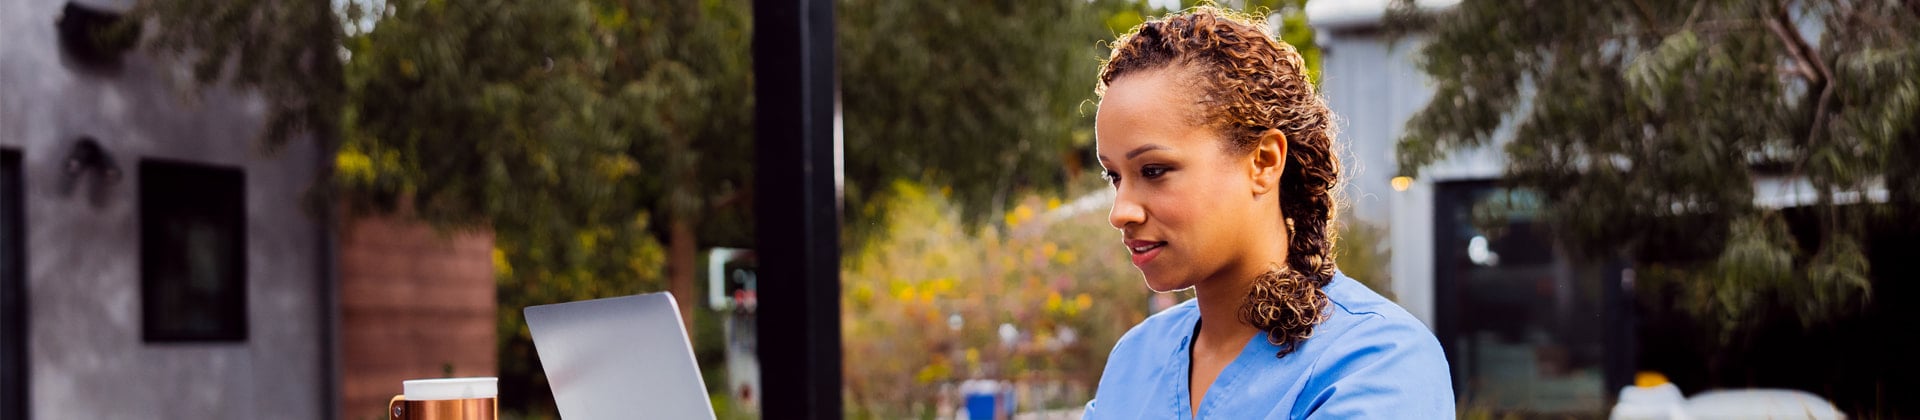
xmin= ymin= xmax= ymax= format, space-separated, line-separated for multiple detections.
xmin=964 ymin=393 xmax=997 ymax=420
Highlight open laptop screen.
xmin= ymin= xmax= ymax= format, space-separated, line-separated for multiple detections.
xmin=525 ymin=292 xmax=717 ymax=420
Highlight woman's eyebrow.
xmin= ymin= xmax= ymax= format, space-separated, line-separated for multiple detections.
xmin=1097 ymin=143 xmax=1170 ymax=163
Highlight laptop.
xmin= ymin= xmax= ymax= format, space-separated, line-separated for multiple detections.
xmin=525 ymin=292 xmax=718 ymax=420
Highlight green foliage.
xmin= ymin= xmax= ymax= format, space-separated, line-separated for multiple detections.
xmin=1390 ymin=0 xmax=1919 ymax=341
xmin=331 ymin=0 xmax=755 ymax=240
xmin=837 ymin=0 xmax=1323 ymax=247
xmin=1333 ymin=218 xmax=1393 ymax=300
xmin=837 ymin=0 xmax=1126 ymax=243
xmin=135 ymin=0 xmax=1345 ymax=416
xmin=331 ymin=0 xmax=755 ymax=416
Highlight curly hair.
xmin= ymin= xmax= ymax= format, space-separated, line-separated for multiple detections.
xmin=1097 ymin=7 xmax=1341 ymax=358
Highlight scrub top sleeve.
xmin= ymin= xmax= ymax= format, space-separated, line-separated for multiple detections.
xmin=1294 ymin=316 xmax=1454 ymax=419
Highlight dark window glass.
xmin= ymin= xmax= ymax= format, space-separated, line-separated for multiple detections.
xmin=1435 ymin=181 xmax=1628 ymax=415
xmin=140 ymin=160 xmax=246 ymax=342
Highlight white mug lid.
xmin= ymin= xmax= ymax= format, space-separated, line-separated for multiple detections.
xmin=403 ymin=377 xmax=498 ymax=401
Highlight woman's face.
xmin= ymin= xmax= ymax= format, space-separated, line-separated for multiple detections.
xmin=1096 ymin=68 xmax=1268 ymax=293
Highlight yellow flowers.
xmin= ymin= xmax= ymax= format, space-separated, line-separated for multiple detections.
xmin=926 ymin=277 xmax=955 ymax=295
xmin=491 ymin=247 xmax=513 ymax=277
xmin=333 ymin=144 xmax=404 ymax=185
xmin=335 ymin=147 xmax=376 ymax=183
xmin=842 ymin=180 xmax=1155 ymax=414
xmin=894 ymin=283 xmax=917 ymax=302
xmin=1054 ymin=249 xmax=1078 ymax=265
xmin=1044 ymin=291 xmax=1096 ymax=317
xmin=885 ymin=278 xmax=949 ymax=306
xmin=914 ymin=360 xmax=951 ymax=385
xmin=576 ymin=230 xmax=599 ymax=252
xmin=1003 ymin=204 xmax=1037 ymax=227
xmin=594 ymin=155 xmax=639 ymax=180
xmin=850 ymin=283 xmax=876 ymax=307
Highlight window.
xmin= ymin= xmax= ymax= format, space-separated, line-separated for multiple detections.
xmin=140 ymin=160 xmax=247 ymax=342
xmin=1433 ymin=181 xmax=1631 ymax=415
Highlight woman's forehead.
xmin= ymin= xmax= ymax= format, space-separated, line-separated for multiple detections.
xmin=1098 ymin=71 xmax=1198 ymax=133
xmin=1095 ymin=69 xmax=1210 ymax=157
xmin=1098 ymin=67 xmax=1199 ymax=117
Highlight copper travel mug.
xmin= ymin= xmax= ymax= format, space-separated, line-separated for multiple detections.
xmin=389 ymin=377 xmax=499 ymax=420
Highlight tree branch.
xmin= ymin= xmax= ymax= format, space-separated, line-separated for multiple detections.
xmin=1611 ymin=20 xmax=1767 ymax=43
xmin=1765 ymin=3 xmax=1834 ymax=146
xmin=1630 ymin=0 xmax=1661 ymax=29
xmin=1682 ymin=0 xmax=1707 ymax=29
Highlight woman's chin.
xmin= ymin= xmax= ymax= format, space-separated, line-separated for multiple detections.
xmin=1139 ymin=271 xmax=1194 ymax=293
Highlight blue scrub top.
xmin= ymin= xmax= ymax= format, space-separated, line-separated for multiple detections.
xmin=1084 ymin=273 xmax=1454 ymax=419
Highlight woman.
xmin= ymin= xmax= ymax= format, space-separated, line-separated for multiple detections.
xmin=1084 ymin=7 xmax=1453 ymax=419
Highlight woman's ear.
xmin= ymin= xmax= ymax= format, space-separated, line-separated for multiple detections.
xmin=1250 ymin=128 xmax=1287 ymax=195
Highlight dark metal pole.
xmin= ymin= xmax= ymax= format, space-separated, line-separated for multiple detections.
xmin=1 ymin=151 xmax=25 ymax=420
xmin=752 ymin=0 xmax=841 ymax=418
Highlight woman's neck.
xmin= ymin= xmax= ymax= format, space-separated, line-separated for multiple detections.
xmin=1191 ymin=214 xmax=1289 ymax=351
xmin=1192 ymin=273 xmax=1260 ymax=351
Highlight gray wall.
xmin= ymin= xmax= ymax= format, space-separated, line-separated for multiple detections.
xmin=0 ymin=0 xmax=328 ymax=418
xmin=1319 ymin=31 xmax=1435 ymax=228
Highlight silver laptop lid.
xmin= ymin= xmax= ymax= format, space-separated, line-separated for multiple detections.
xmin=524 ymin=292 xmax=717 ymax=420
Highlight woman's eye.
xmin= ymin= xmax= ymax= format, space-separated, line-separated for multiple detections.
xmin=1140 ymin=166 xmax=1169 ymax=179
xmin=1102 ymin=170 xmax=1121 ymax=185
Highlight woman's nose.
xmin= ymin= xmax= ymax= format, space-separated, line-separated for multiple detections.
xmin=1109 ymin=188 xmax=1145 ymax=230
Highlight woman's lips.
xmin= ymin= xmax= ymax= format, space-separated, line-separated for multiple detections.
xmin=1125 ymin=239 xmax=1166 ymax=267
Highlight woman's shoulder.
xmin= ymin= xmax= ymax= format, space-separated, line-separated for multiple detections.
xmin=1312 ymin=272 xmax=1438 ymax=346
xmin=1290 ymin=274 xmax=1455 ymax=416
xmin=1307 ymin=273 xmax=1445 ymax=363
xmin=1321 ymin=272 xmax=1418 ymax=322
xmin=1295 ymin=273 xmax=1449 ymax=384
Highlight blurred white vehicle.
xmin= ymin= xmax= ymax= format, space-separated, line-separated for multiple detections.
xmin=1610 ymin=373 xmax=1846 ymax=420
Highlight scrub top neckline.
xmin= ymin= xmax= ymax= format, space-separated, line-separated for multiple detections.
xmin=1177 ymin=315 xmax=1277 ymax=419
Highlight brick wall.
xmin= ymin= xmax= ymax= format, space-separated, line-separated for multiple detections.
xmin=338 ymin=214 xmax=496 ymax=420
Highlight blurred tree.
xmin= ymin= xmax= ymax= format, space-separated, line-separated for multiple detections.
xmin=133 ymin=0 xmax=1342 ymax=415
xmin=836 ymin=0 xmax=1117 ymax=243
xmin=1389 ymin=0 xmax=1918 ymax=343
xmin=330 ymin=0 xmax=755 ymax=414
xmin=138 ymin=0 xmax=751 ymax=415
xmin=838 ymin=0 xmax=1326 ymax=248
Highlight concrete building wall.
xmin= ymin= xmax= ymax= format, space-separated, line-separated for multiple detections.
xmin=0 ymin=0 xmax=329 ymax=418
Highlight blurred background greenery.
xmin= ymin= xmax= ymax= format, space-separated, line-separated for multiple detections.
xmin=120 ymin=0 xmax=1920 ymax=417
xmin=133 ymin=0 xmax=1321 ymax=417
